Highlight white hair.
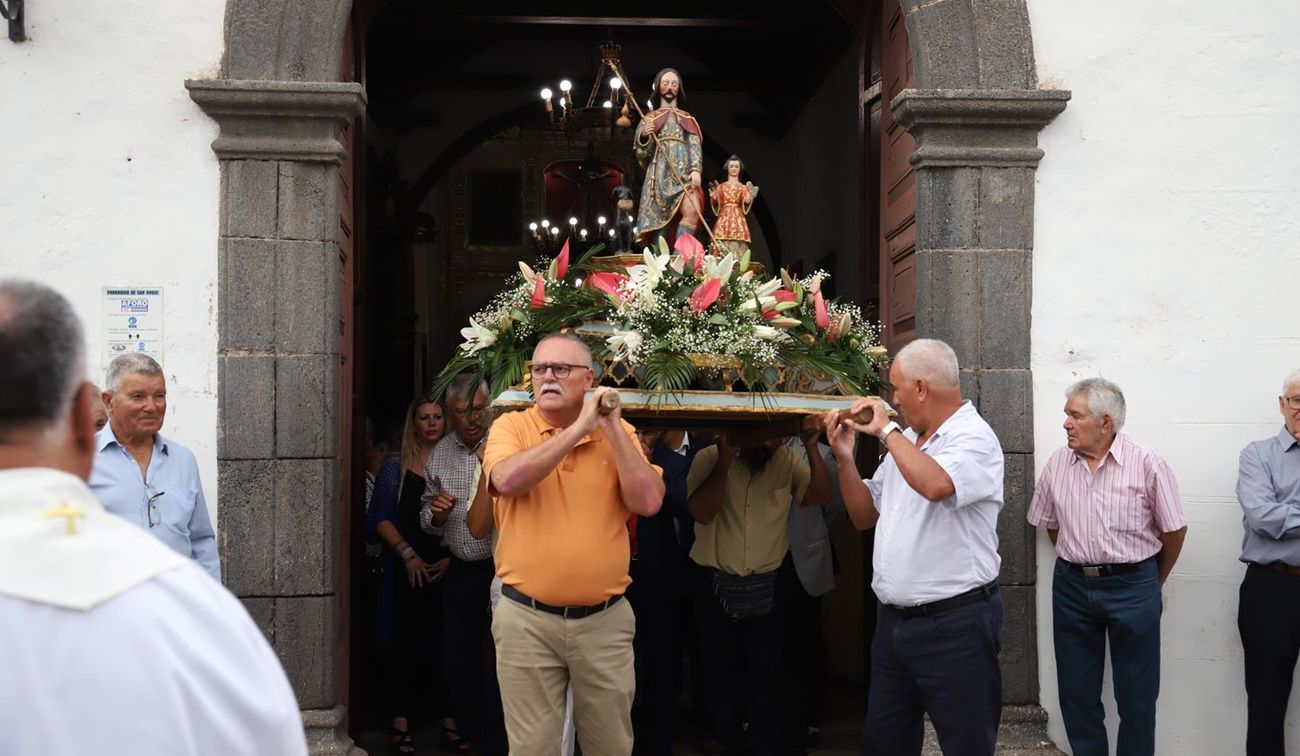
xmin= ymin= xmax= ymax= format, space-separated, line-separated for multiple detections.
xmin=1066 ymin=377 xmax=1126 ymax=432
xmin=1283 ymin=369 xmax=1300 ymax=396
xmin=105 ymin=353 xmax=163 ymax=394
xmin=446 ymin=372 xmax=488 ymax=408
xmin=894 ymin=339 xmax=960 ymax=391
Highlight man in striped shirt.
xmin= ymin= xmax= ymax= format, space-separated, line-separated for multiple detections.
xmin=1027 ymin=377 xmax=1187 ymax=756
xmin=421 ymin=373 xmax=496 ymax=752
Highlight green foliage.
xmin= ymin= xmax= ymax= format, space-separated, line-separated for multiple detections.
xmin=639 ymin=351 xmax=696 ymax=394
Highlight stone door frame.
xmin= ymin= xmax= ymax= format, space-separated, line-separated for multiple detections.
xmin=187 ymin=1 xmax=1068 ymax=752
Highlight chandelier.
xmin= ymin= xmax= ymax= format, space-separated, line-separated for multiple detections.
xmin=539 ymin=40 xmax=636 ymax=142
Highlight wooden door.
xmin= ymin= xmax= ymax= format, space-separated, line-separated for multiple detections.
xmin=878 ymin=0 xmax=917 ymax=354
xmin=336 ymin=12 xmax=364 ymax=722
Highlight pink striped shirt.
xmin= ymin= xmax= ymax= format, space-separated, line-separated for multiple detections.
xmin=1027 ymin=433 xmax=1186 ymax=565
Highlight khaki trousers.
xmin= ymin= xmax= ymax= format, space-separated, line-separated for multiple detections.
xmin=492 ymin=594 xmax=636 ymax=756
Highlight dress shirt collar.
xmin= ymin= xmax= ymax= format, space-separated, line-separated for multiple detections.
xmin=917 ymin=400 xmax=977 ymax=450
xmin=1067 ymin=431 xmax=1127 ymax=469
xmin=450 ymin=430 xmax=485 ymax=454
xmin=97 ymin=423 xmax=169 ymax=456
xmin=1279 ymin=427 xmax=1300 ymax=453
xmin=673 ymin=433 xmax=691 ymax=456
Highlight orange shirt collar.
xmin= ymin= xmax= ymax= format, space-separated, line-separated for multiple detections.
xmin=524 ymin=405 xmax=605 ymax=445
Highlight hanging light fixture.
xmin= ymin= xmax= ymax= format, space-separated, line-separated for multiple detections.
xmin=537 ymin=39 xmax=640 ymax=141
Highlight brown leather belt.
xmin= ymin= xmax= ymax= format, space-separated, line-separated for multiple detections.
xmin=1252 ymin=562 xmax=1300 ymax=577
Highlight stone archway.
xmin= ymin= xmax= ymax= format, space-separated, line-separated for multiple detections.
xmin=890 ymin=0 xmax=1069 ymax=707
xmin=187 ymin=1 xmax=363 ymax=753
xmin=187 ymin=2 xmax=1067 ymax=753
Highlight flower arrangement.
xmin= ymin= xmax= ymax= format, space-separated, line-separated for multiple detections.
xmin=433 ymin=235 xmax=889 ymax=401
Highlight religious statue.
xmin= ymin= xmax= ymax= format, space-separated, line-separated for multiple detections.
xmin=708 ymin=155 xmax=759 ymax=256
xmin=634 ymin=68 xmax=704 ymax=249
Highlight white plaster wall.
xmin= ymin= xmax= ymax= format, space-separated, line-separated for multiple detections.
xmin=1028 ymin=1 xmax=1300 ymax=752
xmin=0 ymin=2 xmax=225 ymax=521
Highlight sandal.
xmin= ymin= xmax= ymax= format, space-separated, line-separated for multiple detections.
xmin=440 ymin=724 xmax=473 ymax=753
xmin=390 ymin=725 xmax=415 ymax=755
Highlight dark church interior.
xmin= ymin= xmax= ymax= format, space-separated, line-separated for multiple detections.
xmin=346 ymin=2 xmax=900 ymax=752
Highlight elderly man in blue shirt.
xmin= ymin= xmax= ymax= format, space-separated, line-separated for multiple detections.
xmin=1237 ymin=367 xmax=1300 ymax=756
xmin=90 ymin=354 xmax=220 ymax=581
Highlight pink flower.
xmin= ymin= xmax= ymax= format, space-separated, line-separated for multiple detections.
xmin=590 ymin=272 xmax=628 ymax=303
xmin=689 ymin=278 xmax=722 ymax=312
xmin=530 ymin=275 xmax=546 ymax=309
xmin=555 ymin=239 xmax=570 ymax=279
xmin=813 ymin=290 xmax=829 ymax=330
xmin=674 ymin=233 xmax=706 ymax=272
xmin=772 ymin=289 xmax=797 ymax=303
xmin=827 ymin=312 xmax=852 ymax=342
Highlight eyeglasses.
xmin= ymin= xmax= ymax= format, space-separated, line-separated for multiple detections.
xmin=1284 ymin=395 xmax=1300 ymax=410
xmin=145 ymin=484 xmax=166 ymax=528
xmin=529 ymin=363 xmax=590 ymax=380
xmin=451 ymin=404 xmax=487 ymax=418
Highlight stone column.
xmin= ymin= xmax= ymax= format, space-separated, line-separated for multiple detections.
xmin=894 ymin=88 xmax=1069 ymax=704
xmin=187 ymin=78 xmax=366 ymax=755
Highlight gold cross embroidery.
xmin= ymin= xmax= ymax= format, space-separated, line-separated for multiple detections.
xmin=43 ymin=501 xmax=86 ymax=535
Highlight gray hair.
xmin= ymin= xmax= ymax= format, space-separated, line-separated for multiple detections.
xmin=894 ymin=338 xmax=960 ymax=391
xmin=105 ymin=353 xmax=163 ymax=394
xmin=1283 ymin=369 xmax=1300 ymax=396
xmin=535 ymin=332 xmax=594 ymax=369
xmin=1066 ymin=377 xmax=1127 ymax=431
xmin=446 ymin=372 xmax=488 ymax=408
xmin=0 ymin=280 xmax=86 ymax=436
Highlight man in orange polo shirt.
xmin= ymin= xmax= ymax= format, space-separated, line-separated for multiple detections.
xmin=484 ymin=332 xmax=665 ymax=756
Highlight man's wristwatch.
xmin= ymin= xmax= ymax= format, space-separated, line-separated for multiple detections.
xmin=877 ymin=421 xmax=901 ymax=442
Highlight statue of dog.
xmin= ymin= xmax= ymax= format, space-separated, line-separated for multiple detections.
xmin=612 ymin=185 xmax=636 ymax=254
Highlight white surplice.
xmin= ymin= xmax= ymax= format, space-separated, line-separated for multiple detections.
xmin=0 ymin=468 xmax=307 ymax=756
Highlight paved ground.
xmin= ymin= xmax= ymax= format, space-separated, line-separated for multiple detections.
xmin=354 ymin=683 xmax=1065 ymax=755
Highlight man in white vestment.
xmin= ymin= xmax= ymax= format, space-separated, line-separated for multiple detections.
xmin=0 ymin=279 xmax=308 ymax=756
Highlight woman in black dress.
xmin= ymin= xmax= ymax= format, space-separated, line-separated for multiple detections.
xmin=371 ymin=396 xmax=456 ymax=753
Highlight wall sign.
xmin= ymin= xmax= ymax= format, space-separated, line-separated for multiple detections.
xmin=102 ymin=287 xmax=164 ymax=369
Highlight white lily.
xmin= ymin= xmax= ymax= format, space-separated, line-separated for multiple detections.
xmin=737 ymin=294 xmax=778 ymax=313
xmin=518 ymin=261 xmax=537 ymax=283
xmin=702 ymin=251 xmax=736 ymax=282
xmin=753 ymin=325 xmax=785 ymax=341
xmin=459 ymin=318 xmax=497 ymax=355
xmin=754 ymin=277 xmax=783 ymax=297
xmin=628 ymin=248 xmax=669 ymax=289
xmin=738 ymin=270 xmax=755 ymax=283
xmin=605 ymin=330 xmax=644 ymax=360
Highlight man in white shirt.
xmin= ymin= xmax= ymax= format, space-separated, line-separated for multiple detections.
xmin=0 ymin=279 xmax=307 ymax=756
xmin=826 ymin=339 xmax=1005 ymax=756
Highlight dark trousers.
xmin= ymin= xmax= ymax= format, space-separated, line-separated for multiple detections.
xmin=864 ymin=591 xmax=1003 ymax=756
xmin=1238 ymin=563 xmax=1300 ymax=756
xmin=441 ymin=557 xmax=498 ymax=744
xmin=1052 ymin=557 xmax=1161 ymax=756
xmin=694 ymin=558 xmax=794 ymax=756
xmin=628 ymin=587 xmax=685 ymax=756
xmin=784 ymin=586 xmax=826 ymax=740
xmin=477 ymin=618 xmax=510 ymax=756
xmin=386 ymin=575 xmax=447 ymax=721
